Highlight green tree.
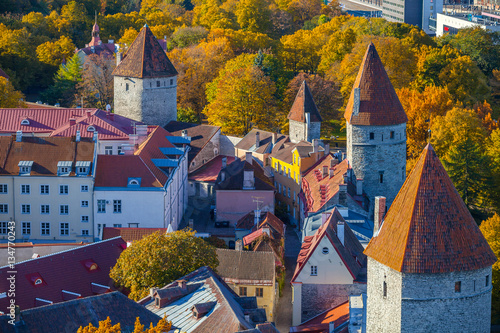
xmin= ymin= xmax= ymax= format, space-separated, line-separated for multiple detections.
xmin=177 ymin=107 xmax=199 ymax=123
xmin=169 ymin=26 xmax=208 ymax=49
xmin=236 ymin=0 xmax=271 ymax=33
xmin=486 ymin=129 xmax=500 ymax=213
xmin=480 ymin=214 xmax=500 ymax=325
xmin=110 ymin=229 xmax=218 ymax=301
xmin=0 ymin=77 xmax=26 ymax=108
xmin=42 ymin=53 xmax=83 ymax=106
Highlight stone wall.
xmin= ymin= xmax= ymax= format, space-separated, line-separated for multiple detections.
xmin=114 ymin=76 xmax=143 ymax=122
xmin=308 ymin=121 xmax=321 ymax=142
xmin=347 ymin=123 xmax=406 ymax=214
xmin=301 ymin=283 xmax=367 ymax=322
xmin=289 ymin=119 xmax=321 ymax=143
xmin=220 ymin=135 xmax=240 ymax=157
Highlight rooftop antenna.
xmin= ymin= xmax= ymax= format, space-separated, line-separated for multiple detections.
xmin=95 ymin=10 xmax=97 ymax=25
xmin=252 ymin=196 xmax=264 ymax=211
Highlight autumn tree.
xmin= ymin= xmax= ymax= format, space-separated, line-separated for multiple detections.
xmin=208 ymin=28 xmax=275 ymax=54
xmin=236 ymin=0 xmax=271 ymax=34
xmin=193 ymin=0 xmax=237 ymax=30
xmin=42 ymin=53 xmax=82 ymax=106
xmin=0 ymin=77 xmax=26 ymax=108
xmin=486 ymin=129 xmax=500 ymax=213
xmin=286 ymin=0 xmax=322 ymax=29
xmin=77 ymin=316 xmax=172 ymax=333
xmin=36 ymin=35 xmax=76 ymax=67
xmin=480 ymin=214 xmax=500 ymax=324
xmin=110 ymin=229 xmax=218 ymax=301
xmin=78 ymin=53 xmax=115 ymax=109
xmin=177 ymin=107 xmax=199 ymax=123
xmin=169 ymin=26 xmax=208 ymax=49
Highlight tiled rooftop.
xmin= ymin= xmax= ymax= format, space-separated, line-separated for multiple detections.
xmin=287 ymin=80 xmax=322 ymax=123
xmin=189 ymin=155 xmax=236 ymax=182
xmin=102 ymin=227 xmax=168 ymax=242
xmin=235 ymin=129 xmax=289 ymax=155
xmin=216 ymin=249 xmax=275 ymax=285
xmin=290 ymin=301 xmax=349 ymax=333
xmin=364 ymin=144 xmax=497 ymax=273
xmin=215 ymin=158 xmax=275 ymax=192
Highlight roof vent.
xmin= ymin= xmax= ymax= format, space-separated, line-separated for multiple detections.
xmin=81 ymin=259 xmax=99 ymax=272
xmin=20 ymin=118 xmax=30 ymax=126
xmin=191 ymin=302 xmax=216 ymax=319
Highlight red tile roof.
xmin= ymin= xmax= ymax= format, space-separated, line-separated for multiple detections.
xmin=0 ymin=108 xmax=143 ymax=140
xmin=240 ymin=212 xmax=285 ymax=246
xmin=289 ymin=301 xmax=349 ymax=333
xmin=112 ymin=25 xmax=177 ymax=78
xmin=235 ymin=128 xmax=289 ymax=155
xmin=301 ymin=155 xmax=349 ymax=213
xmin=344 ymin=43 xmax=407 ymax=126
xmin=189 ymin=155 xmax=236 ymax=182
xmin=102 ymin=227 xmax=168 ymax=242
xmin=215 ymin=158 xmax=275 ymax=191
xmin=0 ymin=237 xmax=126 ymax=311
xmin=364 ymin=144 xmax=497 ymax=273
xmin=287 ymin=81 xmax=322 ymax=123
xmin=292 ymin=208 xmax=366 ymax=283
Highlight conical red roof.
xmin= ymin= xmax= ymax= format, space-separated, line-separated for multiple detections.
xmin=364 ymin=144 xmax=496 ymax=273
xmin=344 ymin=43 xmax=407 ymax=126
xmin=287 ymin=81 xmax=322 ymax=123
xmin=112 ymin=25 xmax=177 ymax=79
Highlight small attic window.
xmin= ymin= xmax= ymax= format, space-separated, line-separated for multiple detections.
xmin=127 ymin=178 xmax=141 ymax=187
xmin=21 ymin=119 xmax=30 ymax=126
xmin=57 ymin=161 xmax=72 ymax=176
xmin=26 ymin=273 xmax=45 ymax=287
xmin=34 ymin=278 xmax=43 ymax=285
xmin=76 ymin=161 xmax=91 ymax=176
xmin=18 ymin=161 xmax=33 ymax=175
xmin=322 ymin=247 xmax=329 ymax=254
xmin=81 ymin=259 xmax=100 ymax=272
xmin=87 ymin=125 xmax=96 ymax=132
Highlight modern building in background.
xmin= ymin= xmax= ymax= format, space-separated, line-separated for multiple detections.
xmin=436 ymin=11 xmax=500 ymax=36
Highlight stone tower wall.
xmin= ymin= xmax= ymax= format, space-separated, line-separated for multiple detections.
xmin=367 ymin=258 xmax=493 ymax=333
xmin=114 ymin=76 xmax=177 ymax=126
xmin=346 ymin=122 xmax=406 ymax=213
xmin=289 ymin=119 xmax=320 ymax=143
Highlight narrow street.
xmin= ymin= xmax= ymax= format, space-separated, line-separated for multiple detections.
xmin=275 ymin=225 xmax=301 ymax=333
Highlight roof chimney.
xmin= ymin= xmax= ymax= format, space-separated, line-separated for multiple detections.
xmin=272 ymin=132 xmax=277 ymax=145
xmin=255 ymin=131 xmax=260 ymax=148
xmin=339 ymin=184 xmax=347 ymax=206
xmin=254 ymin=210 xmax=261 ymax=227
xmin=322 ymin=165 xmax=328 ymax=179
xmin=313 ymin=139 xmax=319 ymax=154
xmin=374 ymin=196 xmax=386 ymax=236
xmin=329 ymin=321 xmax=335 ymax=333
xmin=321 ymin=212 xmax=331 ymax=225
xmin=16 ymin=130 xmax=22 ymax=142
xmin=76 ymin=130 xmax=81 ymax=142
xmin=337 ymin=221 xmax=345 ymax=246
xmin=324 ymin=143 xmax=330 ymax=156
xmin=356 ymin=179 xmax=363 ymax=196
xmin=245 ymin=152 xmax=252 ymax=165
xmin=177 ymin=279 xmax=187 ymax=291
xmin=69 ymin=118 xmax=76 ymax=126
xmin=221 ymin=156 xmax=227 ymax=169
xmin=116 ymin=52 xmax=122 ymax=66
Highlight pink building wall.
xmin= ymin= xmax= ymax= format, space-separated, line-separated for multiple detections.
xmin=216 ymin=190 xmax=275 ymax=226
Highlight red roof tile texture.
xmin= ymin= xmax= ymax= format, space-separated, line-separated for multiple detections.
xmin=112 ymin=25 xmax=177 ymax=78
xmin=0 ymin=237 xmax=126 ymax=311
xmin=344 ymin=43 xmax=408 ymax=126
xmin=290 ymin=301 xmax=349 ymax=333
xmin=189 ymin=155 xmax=236 ymax=182
xmin=102 ymin=227 xmax=168 ymax=242
xmin=287 ymin=81 xmax=322 ymax=123
xmin=364 ymin=144 xmax=497 ymax=273
xmin=235 ymin=128 xmax=290 ymax=155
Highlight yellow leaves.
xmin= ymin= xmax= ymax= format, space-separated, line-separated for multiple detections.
xmin=0 ymin=77 xmax=26 ymax=108
xmin=119 ymin=28 xmax=139 ymax=47
xmin=77 ymin=316 xmax=172 ymax=333
xmin=36 ymin=35 xmax=76 ymax=67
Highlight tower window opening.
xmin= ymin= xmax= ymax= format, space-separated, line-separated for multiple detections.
xmin=390 ymin=131 xmax=395 ymax=139
xmin=455 ymin=281 xmax=461 ymax=293
xmin=369 ymin=132 xmax=374 ymax=140
xmin=383 ymin=281 xmax=387 ymax=298
xmin=157 ymin=81 xmax=160 ymax=87
xmin=170 ymin=79 xmax=174 ymax=85
xmin=126 ymin=83 xmax=129 ymax=91
xmin=486 ymin=275 xmax=490 ymax=287
xmin=379 ymin=171 xmax=384 ymax=183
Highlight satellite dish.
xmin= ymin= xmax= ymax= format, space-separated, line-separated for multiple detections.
xmin=106 ymin=104 xmax=111 ymax=112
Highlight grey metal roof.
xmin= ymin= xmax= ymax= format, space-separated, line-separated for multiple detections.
xmin=75 ymin=161 xmax=91 ymax=167
xmin=57 ymin=161 xmax=73 ymax=167
xmin=18 ymin=160 xmax=33 ymax=167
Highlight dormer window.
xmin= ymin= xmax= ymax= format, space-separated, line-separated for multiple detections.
xmin=127 ymin=178 xmax=141 ymax=187
xmin=20 ymin=119 xmax=30 ymax=126
xmin=26 ymin=272 xmax=45 ymax=287
xmin=87 ymin=125 xmax=96 ymax=132
xmin=57 ymin=161 xmax=72 ymax=176
xmin=18 ymin=161 xmax=33 ymax=175
xmin=76 ymin=161 xmax=91 ymax=176
xmin=81 ymin=259 xmax=99 ymax=272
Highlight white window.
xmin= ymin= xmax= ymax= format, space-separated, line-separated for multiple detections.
xmin=40 ymin=185 xmax=49 ymax=194
xmin=59 ymin=166 xmax=70 ymax=174
xmin=82 ymin=229 xmax=89 ymax=236
xmin=22 ymin=222 xmax=31 ymax=235
xmin=40 ymin=205 xmax=49 ymax=214
xmin=77 ymin=167 xmax=88 ymax=175
xmin=105 ymin=146 xmax=113 ymax=155
xmin=0 ymin=222 xmax=7 ymax=234
xmin=21 ymin=204 xmax=30 ymax=214
xmin=60 ymin=205 xmax=69 ymax=215
xmin=310 ymin=266 xmax=318 ymax=276
xmin=113 ymin=200 xmax=121 ymax=213
xmin=81 ymin=200 xmax=89 ymax=207
xmin=59 ymin=185 xmax=69 ymax=194
xmin=97 ymin=200 xmax=106 ymax=213
xmin=21 ymin=184 xmax=30 ymax=194
xmin=81 ymin=185 xmax=89 ymax=192
xmin=0 ymin=204 xmax=7 ymax=214
xmin=81 ymin=215 xmax=89 ymax=223
xmin=60 ymin=223 xmax=69 ymax=236
xmin=41 ymin=222 xmax=50 ymax=235
xmin=0 ymin=184 xmax=7 ymax=193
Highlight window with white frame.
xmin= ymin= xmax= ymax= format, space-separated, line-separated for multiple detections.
xmin=21 ymin=204 xmax=30 ymax=214
xmin=41 ymin=222 xmax=50 ymax=235
xmin=21 ymin=184 xmax=30 ymax=194
xmin=40 ymin=205 xmax=49 ymax=214
xmin=0 ymin=222 xmax=7 ymax=234
xmin=22 ymin=222 xmax=31 ymax=235
xmin=97 ymin=200 xmax=106 ymax=213
xmin=60 ymin=222 xmax=69 ymax=236
xmin=81 ymin=185 xmax=89 ymax=192
xmin=77 ymin=167 xmax=88 ymax=175
xmin=81 ymin=215 xmax=89 ymax=223
xmin=0 ymin=204 xmax=7 ymax=214
xmin=310 ymin=265 xmax=318 ymax=276
xmin=81 ymin=200 xmax=89 ymax=207
xmin=0 ymin=184 xmax=7 ymax=193
xmin=82 ymin=229 xmax=89 ymax=236
xmin=40 ymin=185 xmax=49 ymax=194
xmin=113 ymin=200 xmax=122 ymax=213
xmin=105 ymin=146 xmax=113 ymax=155
xmin=60 ymin=205 xmax=69 ymax=215
xmin=59 ymin=185 xmax=69 ymax=194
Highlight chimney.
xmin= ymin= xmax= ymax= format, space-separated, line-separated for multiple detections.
xmin=221 ymin=157 xmax=227 ymax=169
xmin=356 ymin=179 xmax=363 ymax=196
xmin=305 ymin=112 xmax=311 ymax=141
xmin=150 ymin=287 xmax=159 ymax=298
xmin=181 ymin=129 xmax=187 ymax=137
xmin=321 ymin=212 xmax=331 ymax=225
xmin=76 ymin=130 xmax=81 ymax=142
xmin=245 ymin=152 xmax=252 ymax=165
xmin=235 ymin=239 xmax=243 ymax=251
xmin=69 ymin=118 xmax=76 ymax=126
xmin=353 ymin=87 xmax=360 ymax=116
xmin=329 ymin=321 xmax=335 ymax=333
xmin=337 ymin=221 xmax=345 ymax=246
xmin=322 ymin=165 xmax=328 ymax=179
xmin=116 ymin=52 xmax=122 ymax=65
xmin=313 ymin=139 xmax=319 ymax=154
xmin=272 ymin=132 xmax=277 ymax=145
xmin=255 ymin=132 xmax=260 ymax=148
xmin=329 ymin=168 xmax=334 ymax=178
xmin=177 ymin=279 xmax=187 ymax=291
xmin=254 ymin=209 xmax=261 ymax=227
xmin=374 ymin=196 xmax=386 ymax=235
xmin=86 ymin=109 xmax=93 ymax=117
xmin=324 ymin=143 xmax=330 ymax=156
xmin=16 ymin=130 xmax=22 ymax=142
xmin=262 ymin=227 xmax=270 ymax=236
xmin=339 ymin=184 xmax=347 ymax=206
xmin=343 ymin=173 xmax=349 ymax=184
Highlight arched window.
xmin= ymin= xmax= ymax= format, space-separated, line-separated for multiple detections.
xmin=87 ymin=125 xmax=95 ymax=132
xmin=129 ymin=179 xmax=139 ymax=186
xmin=21 ymin=119 xmax=30 ymax=126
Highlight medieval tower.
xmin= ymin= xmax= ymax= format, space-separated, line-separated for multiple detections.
xmin=364 ymin=144 xmax=496 ymax=333
xmin=112 ymin=25 xmax=178 ymax=126
xmin=344 ymin=43 xmax=407 ymax=213
xmin=288 ymin=81 xmax=322 ymax=143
